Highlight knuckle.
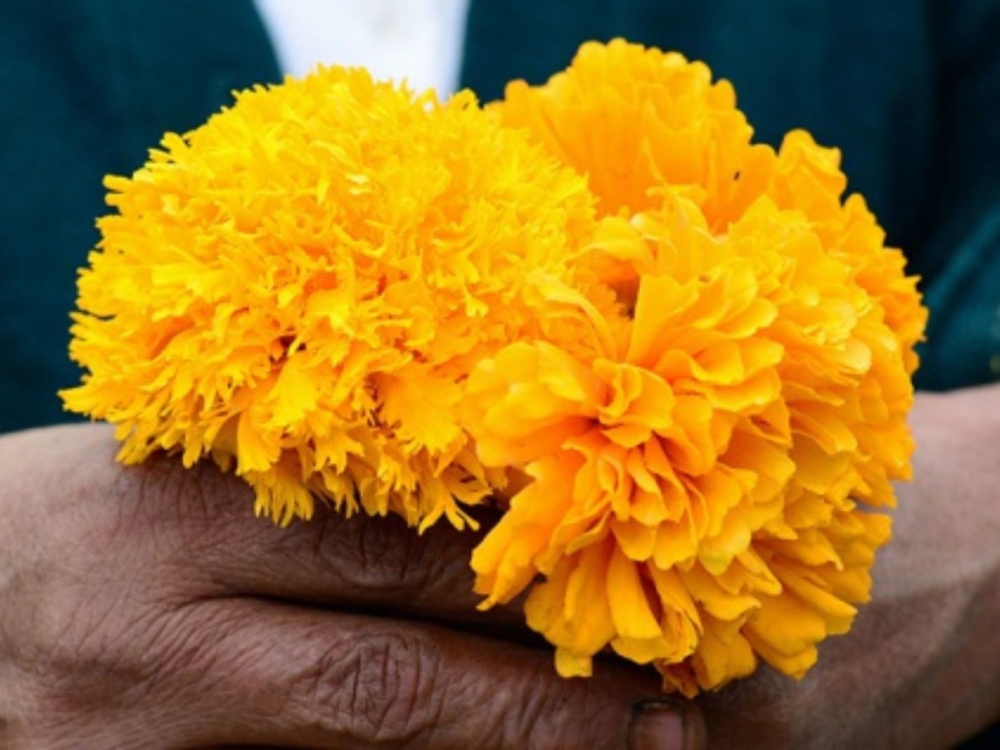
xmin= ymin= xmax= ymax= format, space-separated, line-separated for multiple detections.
xmin=319 ymin=512 xmax=436 ymax=597
xmin=289 ymin=629 xmax=443 ymax=743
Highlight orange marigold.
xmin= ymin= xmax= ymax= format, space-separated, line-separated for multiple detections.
xmin=61 ymin=41 xmax=928 ymax=698
xmin=464 ymin=40 xmax=927 ymax=695
xmin=492 ymin=38 xmax=776 ymax=230
xmin=62 ymin=66 xmax=597 ymax=529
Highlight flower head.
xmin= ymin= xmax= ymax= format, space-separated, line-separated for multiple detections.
xmin=492 ymin=38 xmax=776 ymax=230
xmin=63 ymin=66 xmax=596 ymax=529
xmin=463 ymin=41 xmax=926 ymax=694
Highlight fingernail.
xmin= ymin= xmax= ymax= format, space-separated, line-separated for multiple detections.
xmin=628 ymin=699 xmax=703 ymax=750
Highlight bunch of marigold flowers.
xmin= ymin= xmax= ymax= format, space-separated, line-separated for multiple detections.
xmin=63 ymin=39 xmax=927 ymax=696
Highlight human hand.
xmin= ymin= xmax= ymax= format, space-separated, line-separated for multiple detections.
xmin=695 ymin=384 xmax=1000 ymax=748
xmin=14 ymin=382 xmax=986 ymax=750
xmin=0 ymin=424 xmax=702 ymax=749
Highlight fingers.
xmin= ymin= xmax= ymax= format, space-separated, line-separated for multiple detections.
xmin=3 ymin=426 xmax=700 ymax=749
xmin=213 ymin=499 xmax=514 ymax=625
xmin=145 ymin=598 xmax=697 ymax=749
xmin=125 ymin=446 xmax=525 ymax=629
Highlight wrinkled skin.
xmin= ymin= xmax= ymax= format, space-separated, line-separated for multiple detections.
xmin=0 ymin=425 xmax=693 ymax=749
xmin=1 ymin=384 xmax=998 ymax=748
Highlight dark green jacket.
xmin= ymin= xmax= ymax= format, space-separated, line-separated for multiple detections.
xmin=2 ymin=0 xmax=999 ymax=434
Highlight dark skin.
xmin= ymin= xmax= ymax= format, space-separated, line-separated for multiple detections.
xmin=0 ymin=425 xmax=689 ymax=748
xmin=1 ymin=384 xmax=998 ymax=748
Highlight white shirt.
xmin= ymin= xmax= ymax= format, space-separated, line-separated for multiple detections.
xmin=253 ymin=0 xmax=470 ymax=97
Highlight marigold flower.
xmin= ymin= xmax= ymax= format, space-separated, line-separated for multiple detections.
xmin=63 ymin=66 xmax=597 ymax=529
xmin=63 ymin=42 xmax=928 ymax=698
xmin=464 ymin=40 xmax=927 ymax=695
xmin=493 ymin=38 xmax=776 ymax=231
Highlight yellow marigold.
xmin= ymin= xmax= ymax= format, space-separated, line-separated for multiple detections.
xmin=492 ymin=38 xmax=777 ymax=230
xmin=62 ymin=66 xmax=597 ymax=529
xmin=464 ymin=41 xmax=927 ymax=695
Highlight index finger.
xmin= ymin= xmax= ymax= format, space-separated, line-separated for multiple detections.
xmin=126 ymin=448 xmax=526 ymax=630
